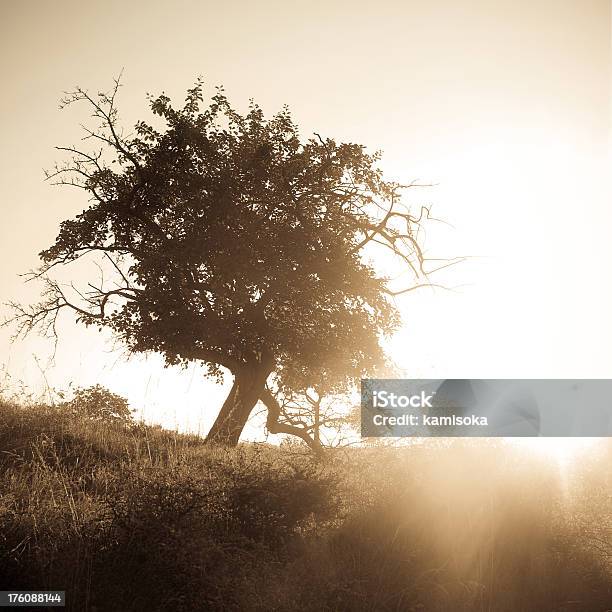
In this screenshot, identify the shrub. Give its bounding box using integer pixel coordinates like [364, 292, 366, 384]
[60, 385, 133, 424]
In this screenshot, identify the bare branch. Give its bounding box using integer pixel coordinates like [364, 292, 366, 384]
[261, 386, 322, 452]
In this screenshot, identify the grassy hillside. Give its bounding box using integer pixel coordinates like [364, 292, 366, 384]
[0, 399, 610, 611]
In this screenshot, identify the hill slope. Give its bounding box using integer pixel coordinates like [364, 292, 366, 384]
[0, 400, 610, 611]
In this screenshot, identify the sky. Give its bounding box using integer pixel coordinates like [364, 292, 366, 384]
[0, 0, 610, 438]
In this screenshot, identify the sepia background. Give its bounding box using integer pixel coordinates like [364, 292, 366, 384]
[0, 0, 610, 436]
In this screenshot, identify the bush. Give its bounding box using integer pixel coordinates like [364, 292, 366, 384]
[60, 385, 133, 424]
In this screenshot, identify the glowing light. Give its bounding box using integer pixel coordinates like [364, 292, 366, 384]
[509, 437, 598, 467]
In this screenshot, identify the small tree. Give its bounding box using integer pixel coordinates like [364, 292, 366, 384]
[62, 384, 133, 423]
[8, 77, 455, 445]
[262, 385, 359, 451]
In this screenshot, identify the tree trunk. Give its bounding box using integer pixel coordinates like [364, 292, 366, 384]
[205, 364, 271, 446]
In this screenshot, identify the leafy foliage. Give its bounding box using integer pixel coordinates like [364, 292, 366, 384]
[61, 384, 133, 423]
[12, 79, 437, 384]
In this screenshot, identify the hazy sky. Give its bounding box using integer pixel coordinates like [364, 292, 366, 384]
[0, 0, 610, 437]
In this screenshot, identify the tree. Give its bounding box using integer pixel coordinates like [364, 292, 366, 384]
[8, 77, 455, 446]
[261, 385, 360, 452]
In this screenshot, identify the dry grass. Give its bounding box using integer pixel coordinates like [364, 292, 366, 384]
[0, 399, 610, 611]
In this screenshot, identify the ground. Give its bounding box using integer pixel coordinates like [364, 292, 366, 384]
[0, 400, 610, 611]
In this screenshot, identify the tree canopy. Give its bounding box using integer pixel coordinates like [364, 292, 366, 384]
[10, 77, 452, 446]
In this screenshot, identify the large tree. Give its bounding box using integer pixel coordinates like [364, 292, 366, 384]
[9, 78, 451, 446]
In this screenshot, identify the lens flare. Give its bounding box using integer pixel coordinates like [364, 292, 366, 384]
[509, 437, 598, 466]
